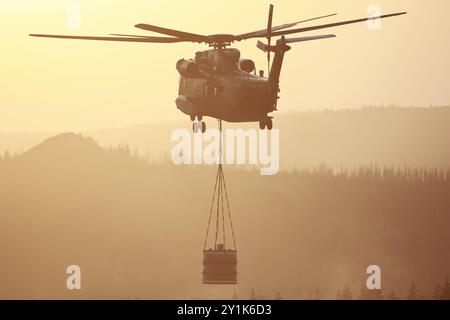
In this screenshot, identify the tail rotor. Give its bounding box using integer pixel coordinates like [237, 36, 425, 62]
[266, 4, 274, 74]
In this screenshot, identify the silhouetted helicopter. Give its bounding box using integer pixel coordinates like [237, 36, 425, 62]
[30, 5, 406, 133]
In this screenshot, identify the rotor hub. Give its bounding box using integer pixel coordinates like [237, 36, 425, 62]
[206, 34, 236, 48]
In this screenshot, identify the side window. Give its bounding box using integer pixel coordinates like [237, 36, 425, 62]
[205, 80, 215, 98]
[205, 80, 222, 98]
[179, 77, 185, 94]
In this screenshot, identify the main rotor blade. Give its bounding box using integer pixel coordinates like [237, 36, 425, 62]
[283, 34, 336, 44]
[248, 12, 407, 39]
[238, 13, 337, 40]
[109, 33, 155, 38]
[29, 34, 187, 43]
[267, 4, 274, 44]
[266, 4, 274, 73]
[257, 34, 336, 52]
[135, 23, 209, 43]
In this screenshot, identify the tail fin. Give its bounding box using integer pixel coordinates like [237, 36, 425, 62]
[268, 37, 291, 98]
[257, 34, 336, 103]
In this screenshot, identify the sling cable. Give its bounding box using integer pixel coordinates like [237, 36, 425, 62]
[202, 119, 238, 285]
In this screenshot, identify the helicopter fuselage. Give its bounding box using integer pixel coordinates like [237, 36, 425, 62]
[175, 48, 277, 123]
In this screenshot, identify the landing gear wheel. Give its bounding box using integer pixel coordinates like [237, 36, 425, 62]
[192, 121, 206, 133]
[267, 119, 273, 131]
[193, 122, 199, 133]
[259, 121, 265, 130]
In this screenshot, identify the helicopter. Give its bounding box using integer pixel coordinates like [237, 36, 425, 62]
[30, 5, 406, 133]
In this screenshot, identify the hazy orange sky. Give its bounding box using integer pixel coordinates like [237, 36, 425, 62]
[1, 0, 449, 132]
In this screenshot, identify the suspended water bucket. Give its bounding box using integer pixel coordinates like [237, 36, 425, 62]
[202, 244, 237, 285]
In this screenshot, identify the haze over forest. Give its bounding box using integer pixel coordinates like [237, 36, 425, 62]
[0, 121, 449, 299]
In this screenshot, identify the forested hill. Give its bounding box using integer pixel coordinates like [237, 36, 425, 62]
[0, 133, 449, 299]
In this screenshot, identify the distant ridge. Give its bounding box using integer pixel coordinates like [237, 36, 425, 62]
[18, 132, 109, 168]
[2, 106, 450, 168]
